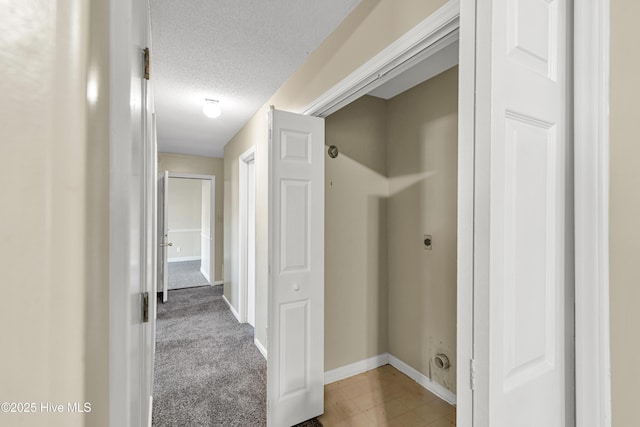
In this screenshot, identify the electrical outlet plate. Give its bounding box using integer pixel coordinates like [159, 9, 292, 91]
[424, 234, 432, 250]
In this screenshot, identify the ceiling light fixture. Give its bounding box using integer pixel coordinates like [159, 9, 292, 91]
[203, 98, 222, 118]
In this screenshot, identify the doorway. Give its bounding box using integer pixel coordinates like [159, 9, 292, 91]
[268, 0, 577, 423]
[321, 59, 459, 427]
[158, 173, 216, 302]
[239, 147, 257, 328]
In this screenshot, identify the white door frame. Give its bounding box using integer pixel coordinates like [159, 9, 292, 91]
[573, 0, 611, 425]
[238, 146, 257, 324]
[166, 173, 217, 286]
[109, 0, 154, 425]
[301, 0, 611, 425]
[159, 171, 169, 303]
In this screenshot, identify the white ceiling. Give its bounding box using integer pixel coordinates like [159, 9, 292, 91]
[150, 0, 361, 158]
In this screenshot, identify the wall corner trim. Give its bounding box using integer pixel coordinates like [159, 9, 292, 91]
[201, 266, 210, 282]
[324, 354, 390, 385]
[254, 338, 267, 360]
[168, 256, 201, 263]
[323, 353, 457, 406]
[388, 354, 457, 406]
[222, 294, 241, 323]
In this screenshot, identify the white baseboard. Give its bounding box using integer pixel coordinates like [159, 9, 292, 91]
[254, 337, 267, 360]
[323, 352, 457, 405]
[222, 295, 241, 322]
[148, 395, 153, 427]
[388, 354, 457, 405]
[213, 280, 223, 286]
[324, 353, 389, 385]
[168, 256, 200, 262]
[201, 267, 210, 282]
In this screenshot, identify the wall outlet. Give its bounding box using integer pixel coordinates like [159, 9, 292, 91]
[177, 247, 181, 253]
[423, 234, 432, 250]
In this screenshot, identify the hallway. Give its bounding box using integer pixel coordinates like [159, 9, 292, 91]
[152, 285, 322, 426]
[153, 285, 266, 426]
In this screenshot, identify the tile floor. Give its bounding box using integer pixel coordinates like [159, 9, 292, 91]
[318, 365, 456, 427]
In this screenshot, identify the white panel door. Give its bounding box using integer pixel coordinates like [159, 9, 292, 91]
[475, 0, 574, 425]
[157, 171, 169, 303]
[268, 109, 324, 427]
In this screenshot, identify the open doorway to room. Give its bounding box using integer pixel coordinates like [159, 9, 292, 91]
[239, 147, 258, 329]
[157, 173, 216, 302]
[167, 176, 213, 289]
[262, 14, 464, 422]
[319, 43, 459, 427]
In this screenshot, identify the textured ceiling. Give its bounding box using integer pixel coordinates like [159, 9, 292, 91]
[150, 0, 361, 158]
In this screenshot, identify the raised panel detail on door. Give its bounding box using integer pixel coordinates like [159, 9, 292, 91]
[281, 129, 311, 163]
[507, 0, 558, 79]
[476, 0, 573, 425]
[279, 300, 310, 397]
[502, 112, 558, 392]
[268, 109, 324, 427]
[280, 179, 310, 273]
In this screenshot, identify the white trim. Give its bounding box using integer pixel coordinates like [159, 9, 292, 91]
[323, 353, 457, 406]
[574, 0, 611, 426]
[168, 228, 200, 233]
[109, 1, 154, 425]
[302, 0, 460, 118]
[222, 294, 241, 323]
[456, 0, 476, 425]
[148, 395, 153, 427]
[254, 337, 268, 360]
[200, 265, 210, 282]
[212, 280, 224, 286]
[168, 172, 215, 180]
[324, 354, 390, 385]
[168, 256, 201, 263]
[367, 40, 459, 100]
[388, 354, 457, 406]
[238, 146, 257, 324]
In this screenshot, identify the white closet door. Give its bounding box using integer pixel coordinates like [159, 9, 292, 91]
[268, 109, 325, 427]
[474, 0, 574, 425]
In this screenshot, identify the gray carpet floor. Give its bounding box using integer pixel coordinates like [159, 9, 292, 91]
[153, 285, 322, 427]
[168, 260, 210, 290]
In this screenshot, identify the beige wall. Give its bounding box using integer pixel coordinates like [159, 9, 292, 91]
[167, 177, 203, 259]
[324, 68, 458, 389]
[0, 1, 109, 425]
[610, 1, 640, 425]
[325, 96, 389, 370]
[158, 153, 224, 281]
[223, 0, 448, 364]
[387, 67, 458, 392]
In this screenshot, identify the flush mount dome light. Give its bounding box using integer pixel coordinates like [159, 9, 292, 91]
[203, 98, 221, 118]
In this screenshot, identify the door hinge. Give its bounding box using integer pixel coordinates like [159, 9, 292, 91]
[143, 47, 150, 80]
[470, 358, 476, 390]
[142, 292, 149, 323]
